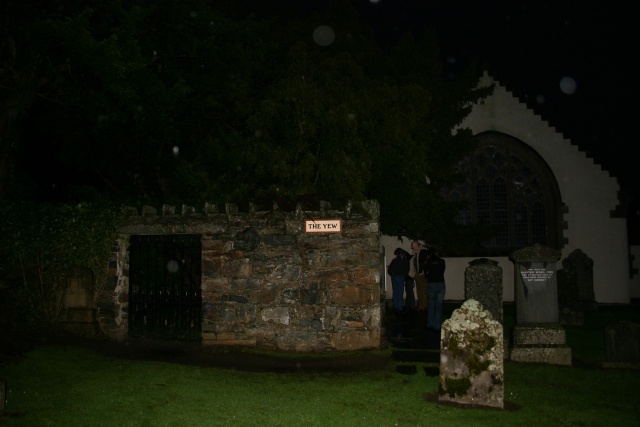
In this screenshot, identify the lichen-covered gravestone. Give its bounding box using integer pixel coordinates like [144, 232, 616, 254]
[439, 299, 504, 409]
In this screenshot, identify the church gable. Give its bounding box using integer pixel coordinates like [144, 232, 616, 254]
[463, 73, 621, 215]
[455, 72, 629, 304]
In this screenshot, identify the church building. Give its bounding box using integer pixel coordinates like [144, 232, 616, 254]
[383, 72, 635, 304]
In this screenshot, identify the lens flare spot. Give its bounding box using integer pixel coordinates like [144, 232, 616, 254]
[313, 25, 335, 46]
[559, 76, 577, 94]
[167, 260, 179, 273]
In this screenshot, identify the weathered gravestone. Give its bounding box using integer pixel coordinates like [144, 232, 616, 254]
[439, 299, 504, 409]
[557, 249, 596, 321]
[604, 321, 640, 367]
[556, 267, 583, 325]
[510, 244, 571, 366]
[465, 258, 508, 359]
[465, 258, 503, 324]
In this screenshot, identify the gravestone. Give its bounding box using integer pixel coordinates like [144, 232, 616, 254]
[510, 244, 571, 366]
[465, 258, 503, 324]
[557, 268, 584, 325]
[563, 249, 597, 312]
[465, 258, 508, 359]
[439, 299, 504, 409]
[604, 321, 640, 367]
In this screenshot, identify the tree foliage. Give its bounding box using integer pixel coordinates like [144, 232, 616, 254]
[0, 200, 121, 323]
[2, 0, 493, 252]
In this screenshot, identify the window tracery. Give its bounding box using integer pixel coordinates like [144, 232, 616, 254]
[448, 132, 563, 253]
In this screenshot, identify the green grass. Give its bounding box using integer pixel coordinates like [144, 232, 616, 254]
[1, 304, 640, 426]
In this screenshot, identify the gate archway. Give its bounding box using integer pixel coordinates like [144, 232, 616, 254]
[128, 234, 202, 341]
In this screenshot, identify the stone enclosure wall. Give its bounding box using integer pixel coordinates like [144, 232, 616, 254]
[97, 200, 383, 352]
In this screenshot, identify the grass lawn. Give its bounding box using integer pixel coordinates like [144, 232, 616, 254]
[1, 304, 639, 426]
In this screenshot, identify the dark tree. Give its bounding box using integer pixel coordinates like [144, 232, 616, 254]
[1, 0, 492, 249]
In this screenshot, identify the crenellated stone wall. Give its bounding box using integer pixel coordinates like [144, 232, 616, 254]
[97, 200, 383, 351]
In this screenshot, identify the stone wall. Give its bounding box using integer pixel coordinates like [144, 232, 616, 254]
[97, 200, 383, 351]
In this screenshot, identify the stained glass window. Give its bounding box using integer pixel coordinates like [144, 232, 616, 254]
[447, 132, 562, 252]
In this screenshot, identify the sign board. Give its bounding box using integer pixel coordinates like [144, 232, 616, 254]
[304, 219, 342, 234]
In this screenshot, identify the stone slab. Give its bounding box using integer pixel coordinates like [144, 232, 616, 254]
[510, 346, 572, 366]
[513, 325, 566, 346]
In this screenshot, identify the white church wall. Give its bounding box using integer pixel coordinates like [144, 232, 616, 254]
[458, 73, 630, 303]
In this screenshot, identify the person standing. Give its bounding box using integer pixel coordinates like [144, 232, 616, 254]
[425, 248, 446, 330]
[409, 240, 428, 311]
[387, 248, 410, 312]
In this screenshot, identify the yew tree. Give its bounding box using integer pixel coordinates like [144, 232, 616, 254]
[2, 0, 492, 248]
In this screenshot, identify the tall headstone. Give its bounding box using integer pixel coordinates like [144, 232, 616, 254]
[465, 258, 508, 359]
[510, 244, 571, 366]
[439, 299, 504, 409]
[563, 249, 597, 311]
[557, 267, 583, 325]
[465, 258, 503, 324]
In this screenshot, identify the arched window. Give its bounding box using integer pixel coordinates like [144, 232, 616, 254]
[449, 132, 564, 253]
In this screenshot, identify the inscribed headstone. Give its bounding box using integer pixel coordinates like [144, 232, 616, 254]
[511, 244, 561, 324]
[509, 244, 571, 365]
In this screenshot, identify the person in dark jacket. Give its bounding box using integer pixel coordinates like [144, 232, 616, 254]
[425, 248, 446, 330]
[387, 248, 410, 312]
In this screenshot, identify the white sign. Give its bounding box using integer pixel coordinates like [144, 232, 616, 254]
[304, 219, 342, 234]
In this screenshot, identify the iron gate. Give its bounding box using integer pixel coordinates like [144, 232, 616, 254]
[128, 234, 202, 341]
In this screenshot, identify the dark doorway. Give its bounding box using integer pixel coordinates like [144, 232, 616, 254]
[128, 235, 202, 341]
